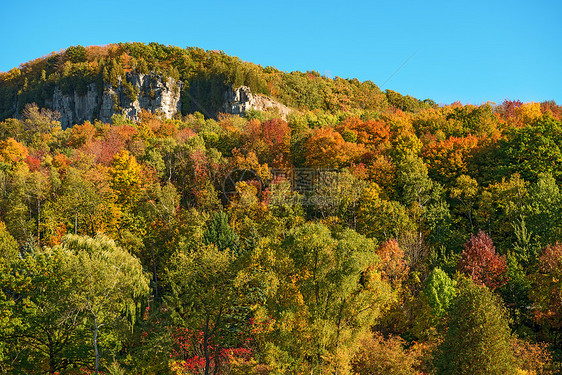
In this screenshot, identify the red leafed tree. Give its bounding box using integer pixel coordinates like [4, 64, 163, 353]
[244, 118, 291, 166]
[458, 231, 508, 290]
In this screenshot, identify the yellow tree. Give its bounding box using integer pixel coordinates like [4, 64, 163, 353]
[109, 150, 143, 207]
[0, 138, 28, 165]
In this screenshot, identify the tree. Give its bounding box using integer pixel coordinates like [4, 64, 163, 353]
[523, 173, 562, 249]
[423, 267, 456, 319]
[257, 223, 393, 373]
[449, 174, 480, 232]
[0, 248, 90, 374]
[0, 221, 18, 263]
[531, 243, 562, 343]
[357, 183, 415, 242]
[55, 235, 150, 375]
[458, 231, 508, 290]
[110, 150, 143, 207]
[351, 332, 423, 375]
[66, 45, 87, 63]
[422, 135, 479, 185]
[0, 138, 28, 165]
[304, 127, 365, 168]
[165, 243, 244, 375]
[376, 239, 410, 289]
[436, 278, 516, 375]
[202, 211, 240, 254]
[477, 173, 528, 251]
[243, 118, 291, 166]
[498, 115, 562, 181]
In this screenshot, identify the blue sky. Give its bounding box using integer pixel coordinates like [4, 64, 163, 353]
[1, 0, 560, 105]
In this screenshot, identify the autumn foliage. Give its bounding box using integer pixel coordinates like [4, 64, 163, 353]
[0, 43, 560, 374]
[458, 231, 508, 290]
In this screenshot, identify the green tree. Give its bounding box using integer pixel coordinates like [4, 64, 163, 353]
[0, 248, 90, 374]
[0, 221, 18, 263]
[498, 115, 562, 181]
[423, 267, 456, 319]
[436, 278, 516, 375]
[202, 211, 240, 254]
[165, 243, 244, 375]
[523, 173, 562, 248]
[65, 45, 87, 63]
[55, 235, 150, 375]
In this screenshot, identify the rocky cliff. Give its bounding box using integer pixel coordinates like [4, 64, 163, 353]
[46, 73, 182, 129]
[222, 86, 292, 119]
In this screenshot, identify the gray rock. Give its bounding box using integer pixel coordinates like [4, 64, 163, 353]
[47, 73, 183, 129]
[222, 85, 291, 119]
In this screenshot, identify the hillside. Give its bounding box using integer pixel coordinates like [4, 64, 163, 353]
[0, 42, 435, 127]
[0, 43, 562, 374]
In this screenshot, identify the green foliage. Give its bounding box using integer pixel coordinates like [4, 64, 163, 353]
[66, 45, 88, 63]
[423, 267, 456, 319]
[53, 234, 150, 373]
[436, 278, 517, 375]
[0, 248, 91, 373]
[497, 115, 562, 182]
[0, 221, 18, 263]
[202, 211, 239, 254]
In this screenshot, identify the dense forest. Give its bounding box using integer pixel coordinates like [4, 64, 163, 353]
[1, 43, 562, 374]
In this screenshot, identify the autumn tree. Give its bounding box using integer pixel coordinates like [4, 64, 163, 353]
[256, 223, 393, 373]
[458, 231, 508, 290]
[304, 127, 365, 168]
[110, 150, 143, 207]
[351, 332, 423, 375]
[0, 221, 18, 263]
[376, 239, 410, 289]
[0, 138, 28, 165]
[243, 118, 291, 166]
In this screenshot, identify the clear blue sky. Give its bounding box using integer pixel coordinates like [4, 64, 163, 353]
[1, 0, 560, 105]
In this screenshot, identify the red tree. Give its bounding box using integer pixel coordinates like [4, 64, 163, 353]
[458, 231, 508, 290]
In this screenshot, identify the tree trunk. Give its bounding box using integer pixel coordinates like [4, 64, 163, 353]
[93, 317, 100, 375]
[37, 198, 41, 245]
[203, 313, 211, 375]
[152, 242, 158, 299]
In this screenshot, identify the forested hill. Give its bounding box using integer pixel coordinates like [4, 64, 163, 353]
[0, 42, 434, 125]
[1, 43, 562, 374]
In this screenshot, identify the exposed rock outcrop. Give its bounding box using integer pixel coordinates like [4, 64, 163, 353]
[222, 86, 291, 119]
[47, 73, 182, 129]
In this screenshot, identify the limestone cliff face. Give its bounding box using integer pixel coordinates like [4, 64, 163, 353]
[222, 86, 291, 119]
[47, 73, 182, 129]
